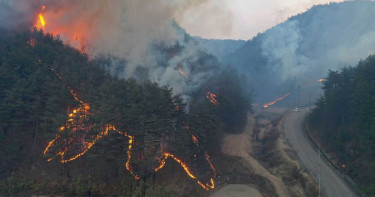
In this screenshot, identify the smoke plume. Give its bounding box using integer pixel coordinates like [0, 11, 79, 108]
[0, 0, 223, 104]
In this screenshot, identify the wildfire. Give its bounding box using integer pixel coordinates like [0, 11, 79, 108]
[263, 93, 291, 108]
[177, 68, 190, 79]
[43, 67, 215, 190]
[34, 6, 46, 29]
[154, 152, 215, 190]
[206, 91, 219, 106]
[33, 5, 86, 52]
[317, 78, 324, 82]
[39, 14, 45, 27]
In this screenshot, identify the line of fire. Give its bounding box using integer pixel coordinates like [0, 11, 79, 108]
[263, 93, 291, 108]
[36, 6, 216, 190]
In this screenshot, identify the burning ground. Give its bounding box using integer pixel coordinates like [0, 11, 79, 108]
[0, 15, 250, 197]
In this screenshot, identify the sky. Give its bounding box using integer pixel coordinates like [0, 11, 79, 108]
[176, 0, 345, 40]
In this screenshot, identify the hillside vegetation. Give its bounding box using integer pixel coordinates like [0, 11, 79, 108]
[308, 55, 375, 196]
[224, 1, 375, 102]
[0, 28, 250, 196]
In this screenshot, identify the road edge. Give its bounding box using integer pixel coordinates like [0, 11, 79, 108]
[302, 110, 364, 197]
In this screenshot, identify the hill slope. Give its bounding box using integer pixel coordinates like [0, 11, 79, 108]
[0, 28, 250, 196]
[308, 55, 375, 196]
[225, 1, 375, 102]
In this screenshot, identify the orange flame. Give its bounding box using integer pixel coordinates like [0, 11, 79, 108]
[34, 6, 46, 29]
[43, 67, 215, 190]
[39, 14, 45, 27]
[206, 91, 219, 106]
[33, 6, 86, 52]
[177, 68, 190, 79]
[154, 152, 215, 190]
[317, 78, 324, 82]
[263, 93, 291, 108]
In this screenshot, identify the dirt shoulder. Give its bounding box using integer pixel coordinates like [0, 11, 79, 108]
[212, 108, 321, 197]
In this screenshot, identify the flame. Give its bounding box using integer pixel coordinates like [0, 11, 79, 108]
[34, 6, 46, 29]
[206, 91, 219, 106]
[33, 6, 86, 52]
[177, 68, 190, 79]
[39, 14, 46, 27]
[317, 78, 324, 82]
[263, 93, 291, 108]
[43, 67, 215, 190]
[154, 152, 215, 190]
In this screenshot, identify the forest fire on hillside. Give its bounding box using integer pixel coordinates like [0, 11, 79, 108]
[263, 93, 291, 108]
[318, 78, 324, 82]
[43, 68, 216, 190]
[33, 5, 85, 51]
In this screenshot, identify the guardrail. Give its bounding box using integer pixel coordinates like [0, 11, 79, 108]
[302, 118, 365, 197]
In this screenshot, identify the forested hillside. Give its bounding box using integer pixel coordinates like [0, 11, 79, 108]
[308, 55, 375, 196]
[224, 1, 375, 102]
[0, 28, 251, 196]
[193, 37, 245, 62]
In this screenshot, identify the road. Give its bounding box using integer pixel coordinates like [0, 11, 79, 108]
[283, 109, 357, 197]
[210, 184, 262, 197]
[211, 116, 288, 197]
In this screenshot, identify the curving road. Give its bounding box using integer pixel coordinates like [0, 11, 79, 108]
[283, 109, 357, 197]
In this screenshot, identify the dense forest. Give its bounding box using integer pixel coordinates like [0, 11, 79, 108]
[308, 55, 375, 196]
[0, 28, 251, 196]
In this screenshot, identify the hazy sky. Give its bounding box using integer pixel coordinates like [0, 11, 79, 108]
[177, 0, 345, 40]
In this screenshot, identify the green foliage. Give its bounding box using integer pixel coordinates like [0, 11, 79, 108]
[0, 27, 251, 195]
[0, 176, 37, 196]
[308, 55, 375, 196]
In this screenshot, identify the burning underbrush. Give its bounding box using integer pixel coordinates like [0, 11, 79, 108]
[0, 1, 253, 195]
[0, 26, 251, 195]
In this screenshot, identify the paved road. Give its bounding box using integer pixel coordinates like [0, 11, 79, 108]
[210, 184, 262, 197]
[284, 109, 357, 197]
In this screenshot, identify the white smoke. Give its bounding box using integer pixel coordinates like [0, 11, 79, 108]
[261, 20, 309, 81]
[0, 0, 222, 102]
[260, 1, 375, 83]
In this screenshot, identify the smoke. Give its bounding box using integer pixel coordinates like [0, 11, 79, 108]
[261, 20, 308, 81]
[224, 1, 375, 104]
[0, 0, 223, 105]
[261, 1, 375, 82]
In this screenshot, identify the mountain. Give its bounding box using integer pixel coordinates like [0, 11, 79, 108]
[193, 37, 245, 62]
[224, 1, 375, 102]
[0, 28, 250, 196]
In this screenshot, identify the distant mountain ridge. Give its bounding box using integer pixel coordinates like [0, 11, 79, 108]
[193, 37, 245, 62]
[212, 1, 375, 102]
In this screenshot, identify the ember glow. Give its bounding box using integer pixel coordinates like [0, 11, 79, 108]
[206, 91, 219, 106]
[43, 68, 215, 190]
[33, 6, 86, 52]
[263, 93, 291, 108]
[318, 78, 324, 82]
[176, 67, 190, 79]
